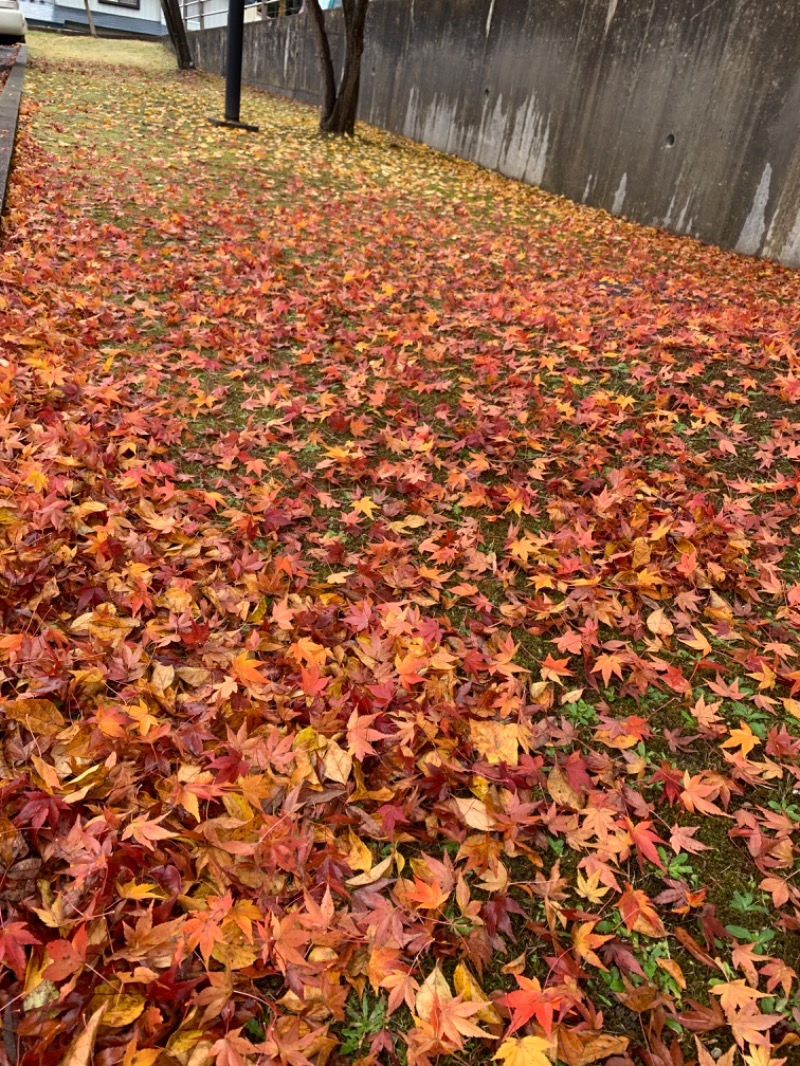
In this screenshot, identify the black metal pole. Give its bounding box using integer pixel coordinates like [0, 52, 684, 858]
[208, 0, 259, 131]
[225, 0, 244, 122]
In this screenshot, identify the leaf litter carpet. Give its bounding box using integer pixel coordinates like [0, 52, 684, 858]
[1, 32, 800, 1066]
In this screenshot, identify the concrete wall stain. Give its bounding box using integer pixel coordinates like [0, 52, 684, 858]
[779, 213, 800, 266]
[484, 0, 494, 37]
[736, 163, 773, 256]
[189, 0, 800, 268]
[611, 174, 627, 217]
[603, 0, 617, 37]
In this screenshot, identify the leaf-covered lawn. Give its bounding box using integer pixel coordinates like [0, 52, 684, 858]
[2, 31, 800, 1066]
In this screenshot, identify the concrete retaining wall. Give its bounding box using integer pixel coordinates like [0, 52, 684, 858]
[190, 0, 800, 267]
[0, 46, 27, 220]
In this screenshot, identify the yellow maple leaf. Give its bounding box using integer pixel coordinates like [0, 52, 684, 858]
[720, 721, 760, 758]
[679, 627, 712, 656]
[23, 466, 49, 493]
[576, 869, 610, 905]
[469, 720, 519, 766]
[453, 962, 502, 1026]
[508, 535, 537, 565]
[494, 1035, 554, 1066]
[346, 829, 373, 873]
[116, 881, 167, 901]
[415, 965, 452, 1023]
[646, 608, 674, 638]
[742, 1046, 783, 1066]
[352, 496, 378, 518]
[123, 1040, 161, 1066]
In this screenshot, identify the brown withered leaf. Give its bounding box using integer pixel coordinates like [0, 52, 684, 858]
[546, 763, 585, 809]
[3, 699, 65, 736]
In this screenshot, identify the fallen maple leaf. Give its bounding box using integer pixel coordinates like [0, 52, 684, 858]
[646, 608, 674, 638]
[415, 965, 452, 1022]
[346, 709, 383, 760]
[59, 1005, 107, 1066]
[547, 763, 584, 809]
[626, 818, 666, 871]
[121, 815, 178, 850]
[572, 921, 612, 970]
[494, 1035, 554, 1066]
[453, 961, 503, 1026]
[575, 869, 610, 904]
[721, 720, 761, 758]
[710, 979, 768, 1017]
[695, 1038, 736, 1066]
[430, 992, 491, 1045]
[501, 975, 557, 1036]
[231, 652, 270, 687]
[0, 921, 41, 979]
[616, 884, 666, 938]
[669, 824, 710, 854]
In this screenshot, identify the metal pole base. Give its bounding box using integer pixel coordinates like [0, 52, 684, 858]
[208, 117, 260, 132]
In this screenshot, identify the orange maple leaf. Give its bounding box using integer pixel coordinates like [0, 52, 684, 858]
[572, 920, 612, 970]
[616, 884, 666, 937]
[346, 709, 383, 761]
[428, 993, 490, 1046]
[121, 815, 178, 850]
[231, 652, 269, 687]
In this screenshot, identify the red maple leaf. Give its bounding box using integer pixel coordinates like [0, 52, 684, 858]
[0, 921, 41, 979]
[626, 818, 666, 871]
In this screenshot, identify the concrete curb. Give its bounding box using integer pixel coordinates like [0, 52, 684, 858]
[0, 44, 27, 219]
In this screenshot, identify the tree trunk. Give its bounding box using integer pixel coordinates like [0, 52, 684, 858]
[306, 0, 337, 128]
[161, 0, 196, 71]
[83, 0, 97, 37]
[306, 0, 369, 136]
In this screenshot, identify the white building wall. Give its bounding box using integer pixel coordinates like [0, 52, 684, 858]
[56, 0, 162, 17]
[19, 0, 57, 22]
